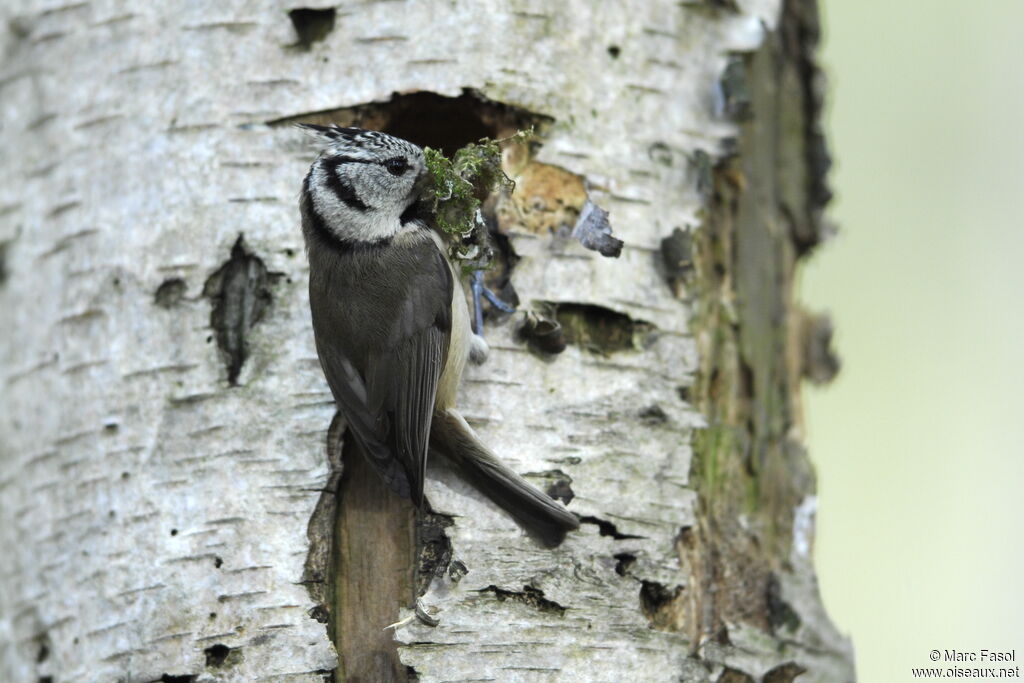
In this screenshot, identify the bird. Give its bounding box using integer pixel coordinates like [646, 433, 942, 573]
[297, 124, 579, 546]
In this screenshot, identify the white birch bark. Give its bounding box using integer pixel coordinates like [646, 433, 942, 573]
[0, 1, 853, 681]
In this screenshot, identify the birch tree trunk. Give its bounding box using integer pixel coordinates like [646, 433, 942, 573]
[0, 1, 853, 681]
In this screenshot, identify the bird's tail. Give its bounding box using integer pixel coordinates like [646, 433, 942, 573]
[430, 409, 580, 547]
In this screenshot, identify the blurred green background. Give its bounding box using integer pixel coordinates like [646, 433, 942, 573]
[808, 0, 1024, 679]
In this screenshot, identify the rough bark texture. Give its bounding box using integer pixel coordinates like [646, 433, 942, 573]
[0, 1, 852, 681]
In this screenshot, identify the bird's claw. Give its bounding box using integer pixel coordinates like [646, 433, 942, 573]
[470, 270, 516, 338]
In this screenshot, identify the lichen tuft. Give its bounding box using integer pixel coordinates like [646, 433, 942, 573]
[423, 131, 529, 270]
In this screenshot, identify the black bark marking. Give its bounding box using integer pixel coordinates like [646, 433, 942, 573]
[613, 552, 636, 577]
[288, 8, 336, 50]
[781, 0, 832, 252]
[763, 662, 807, 683]
[801, 311, 840, 384]
[202, 235, 275, 386]
[640, 580, 681, 612]
[719, 56, 753, 121]
[154, 278, 186, 308]
[416, 510, 454, 596]
[660, 227, 694, 295]
[639, 580, 685, 630]
[0, 240, 9, 286]
[690, 149, 715, 202]
[579, 516, 644, 540]
[35, 631, 51, 663]
[545, 477, 574, 505]
[203, 643, 231, 667]
[638, 404, 669, 424]
[766, 573, 802, 634]
[716, 668, 755, 683]
[480, 585, 566, 615]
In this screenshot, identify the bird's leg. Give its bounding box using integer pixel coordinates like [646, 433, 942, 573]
[469, 270, 516, 364]
[470, 270, 516, 334]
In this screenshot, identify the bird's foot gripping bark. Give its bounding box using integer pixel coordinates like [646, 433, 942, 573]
[469, 269, 515, 364]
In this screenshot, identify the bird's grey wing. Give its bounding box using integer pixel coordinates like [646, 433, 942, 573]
[363, 241, 453, 508]
[312, 328, 411, 496]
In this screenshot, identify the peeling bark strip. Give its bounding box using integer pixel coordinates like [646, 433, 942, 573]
[685, 0, 852, 678]
[572, 199, 623, 257]
[479, 585, 567, 615]
[0, 0, 852, 680]
[288, 8, 337, 50]
[335, 441, 415, 683]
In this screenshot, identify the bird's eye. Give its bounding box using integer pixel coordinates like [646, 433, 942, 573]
[383, 157, 409, 176]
